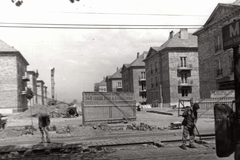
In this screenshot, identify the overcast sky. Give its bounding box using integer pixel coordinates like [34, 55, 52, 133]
[0, 0, 236, 103]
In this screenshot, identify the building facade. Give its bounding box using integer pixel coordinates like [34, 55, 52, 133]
[44, 86, 48, 105]
[144, 29, 200, 107]
[37, 80, 45, 105]
[0, 40, 29, 113]
[193, 2, 240, 98]
[94, 77, 107, 92]
[27, 70, 39, 105]
[106, 68, 122, 92]
[121, 52, 147, 103]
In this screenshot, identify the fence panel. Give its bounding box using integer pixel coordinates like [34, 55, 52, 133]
[198, 97, 234, 118]
[82, 92, 136, 125]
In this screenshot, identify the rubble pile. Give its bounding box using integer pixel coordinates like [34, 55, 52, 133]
[93, 123, 169, 132]
[12, 103, 81, 119]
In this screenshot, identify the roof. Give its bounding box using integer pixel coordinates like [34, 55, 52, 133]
[130, 52, 147, 67]
[98, 78, 106, 86]
[0, 39, 18, 52]
[194, 3, 240, 35]
[0, 39, 29, 65]
[108, 68, 122, 79]
[158, 32, 197, 51]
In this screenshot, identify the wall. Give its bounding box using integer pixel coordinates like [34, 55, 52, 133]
[168, 50, 200, 106]
[0, 55, 18, 113]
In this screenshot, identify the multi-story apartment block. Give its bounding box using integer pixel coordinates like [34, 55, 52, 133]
[193, 1, 240, 98]
[27, 70, 39, 105]
[121, 52, 147, 103]
[44, 86, 48, 105]
[144, 29, 200, 107]
[106, 68, 122, 92]
[37, 79, 45, 105]
[0, 40, 29, 113]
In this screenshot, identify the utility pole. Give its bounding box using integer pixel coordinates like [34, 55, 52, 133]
[51, 68, 55, 104]
[233, 46, 240, 160]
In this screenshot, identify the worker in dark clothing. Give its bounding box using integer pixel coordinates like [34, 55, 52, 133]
[38, 113, 51, 143]
[181, 103, 200, 150]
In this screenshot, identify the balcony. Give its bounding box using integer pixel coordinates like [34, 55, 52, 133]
[177, 64, 193, 71]
[178, 79, 193, 87]
[22, 72, 30, 81]
[139, 77, 146, 82]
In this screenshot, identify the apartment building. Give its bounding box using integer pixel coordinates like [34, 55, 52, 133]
[27, 70, 39, 105]
[193, 1, 240, 98]
[121, 52, 147, 103]
[0, 40, 29, 113]
[37, 79, 45, 105]
[144, 29, 200, 107]
[106, 68, 122, 92]
[44, 86, 48, 104]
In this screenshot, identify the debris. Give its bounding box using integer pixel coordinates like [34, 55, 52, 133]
[169, 121, 182, 130]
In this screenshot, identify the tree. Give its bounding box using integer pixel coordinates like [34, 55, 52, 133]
[26, 87, 34, 100]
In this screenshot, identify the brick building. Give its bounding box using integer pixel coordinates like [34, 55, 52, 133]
[0, 40, 29, 113]
[27, 70, 39, 105]
[193, 1, 240, 98]
[121, 52, 147, 103]
[44, 86, 48, 104]
[106, 68, 122, 92]
[37, 79, 45, 105]
[144, 29, 200, 107]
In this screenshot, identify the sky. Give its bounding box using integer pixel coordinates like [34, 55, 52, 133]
[0, 0, 236, 103]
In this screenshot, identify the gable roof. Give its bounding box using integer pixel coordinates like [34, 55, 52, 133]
[0, 39, 18, 52]
[0, 39, 29, 65]
[108, 67, 122, 79]
[98, 78, 106, 86]
[130, 52, 147, 67]
[204, 3, 240, 27]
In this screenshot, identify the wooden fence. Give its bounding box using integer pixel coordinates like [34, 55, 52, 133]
[198, 97, 235, 118]
[82, 92, 136, 125]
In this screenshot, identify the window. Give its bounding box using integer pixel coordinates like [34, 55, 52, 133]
[155, 62, 158, 72]
[155, 77, 158, 87]
[180, 57, 186, 67]
[181, 73, 188, 83]
[151, 78, 154, 88]
[118, 82, 122, 88]
[214, 35, 222, 52]
[151, 64, 153, 74]
[182, 89, 188, 97]
[141, 72, 146, 79]
[216, 59, 222, 76]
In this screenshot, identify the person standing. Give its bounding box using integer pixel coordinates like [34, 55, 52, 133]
[181, 103, 200, 150]
[38, 112, 51, 143]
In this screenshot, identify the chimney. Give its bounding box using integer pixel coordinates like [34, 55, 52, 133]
[180, 28, 188, 39]
[137, 52, 139, 58]
[169, 31, 174, 39]
[117, 67, 118, 71]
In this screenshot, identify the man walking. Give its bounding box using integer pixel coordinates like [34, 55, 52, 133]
[181, 103, 200, 150]
[38, 112, 51, 143]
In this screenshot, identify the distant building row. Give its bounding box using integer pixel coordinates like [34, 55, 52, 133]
[0, 40, 49, 114]
[95, 0, 240, 107]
